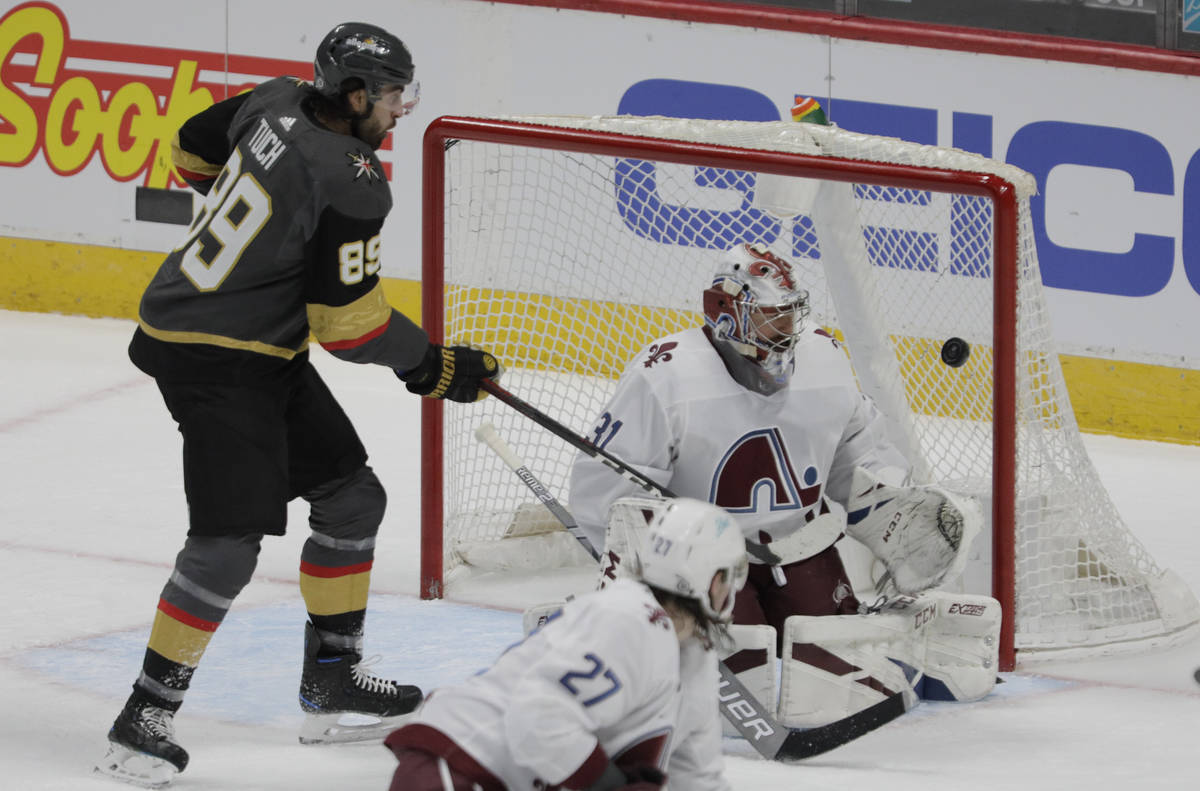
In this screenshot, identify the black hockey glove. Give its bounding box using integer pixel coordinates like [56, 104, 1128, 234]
[398, 344, 500, 403]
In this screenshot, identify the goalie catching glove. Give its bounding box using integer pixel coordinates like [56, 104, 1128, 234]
[844, 467, 982, 595]
[398, 343, 500, 402]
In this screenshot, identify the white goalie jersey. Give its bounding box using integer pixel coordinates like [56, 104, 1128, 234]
[569, 326, 910, 557]
[396, 578, 731, 791]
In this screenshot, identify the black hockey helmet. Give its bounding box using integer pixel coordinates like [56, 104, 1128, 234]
[313, 22, 414, 101]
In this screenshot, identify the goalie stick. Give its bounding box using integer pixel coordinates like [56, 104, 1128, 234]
[473, 415, 908, 762]
[474, 421, 599, 559]
[479, 380, 782, 566]
[480, 381, 672, 498]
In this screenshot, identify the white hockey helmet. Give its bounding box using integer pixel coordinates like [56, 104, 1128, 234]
[702, 242, 810, 382]
[638, 498, 749, 622]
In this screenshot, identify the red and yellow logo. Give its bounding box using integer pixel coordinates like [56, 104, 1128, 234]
[0, 2, 304, 188]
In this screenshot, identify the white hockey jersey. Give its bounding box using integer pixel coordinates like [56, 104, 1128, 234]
[569, 326, 910, 555]
[395, 579, 731, 791]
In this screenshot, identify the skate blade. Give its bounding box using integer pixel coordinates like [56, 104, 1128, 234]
[94, 744, 179, 788]
[298, 711, 414, 745]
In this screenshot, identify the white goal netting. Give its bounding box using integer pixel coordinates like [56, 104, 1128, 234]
[423, 114, 1199, 666]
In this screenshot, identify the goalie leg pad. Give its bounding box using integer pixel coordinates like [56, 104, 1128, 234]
[907, 591, 1000, 702]
[717, 624, 777, 738]
[866, 591, 1001, 702]
[778, 614, 919, 729]
[845, 467, 983, 594]
[596, 496, 668, 589]
[521, 601, 566, 636]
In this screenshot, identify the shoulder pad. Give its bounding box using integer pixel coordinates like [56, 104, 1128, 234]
[238, 79, 392, 219]
[316, 145, 392, 217]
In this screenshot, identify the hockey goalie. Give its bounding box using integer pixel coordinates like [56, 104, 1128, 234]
[568, 242, 1002, 730]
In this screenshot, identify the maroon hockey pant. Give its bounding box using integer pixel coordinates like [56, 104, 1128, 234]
[389, 747, 485, 791]
[731, 543, 860, 657]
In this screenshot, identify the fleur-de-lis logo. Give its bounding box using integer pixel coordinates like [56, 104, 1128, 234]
[644, 341, 678, 368]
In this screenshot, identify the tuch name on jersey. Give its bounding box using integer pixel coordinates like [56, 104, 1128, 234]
[248, 117, 287, 171]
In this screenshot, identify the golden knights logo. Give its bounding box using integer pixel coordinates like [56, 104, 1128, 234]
[346, 151, 379, 181]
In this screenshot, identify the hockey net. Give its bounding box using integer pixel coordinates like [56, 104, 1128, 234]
[419, 114, 1200, 670]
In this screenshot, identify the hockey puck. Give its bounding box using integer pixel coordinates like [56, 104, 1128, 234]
[1194, 666, 1200, 686]
[940, 337, 970, 368]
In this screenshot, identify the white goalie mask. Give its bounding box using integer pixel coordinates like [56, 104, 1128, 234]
[702, 242, 811, 384]
[637, 498, 749, 623]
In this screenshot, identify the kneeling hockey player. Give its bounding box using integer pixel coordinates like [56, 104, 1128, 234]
[384, 497, 747, 791]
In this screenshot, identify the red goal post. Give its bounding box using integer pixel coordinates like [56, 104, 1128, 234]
[418, 115, 1199, 672]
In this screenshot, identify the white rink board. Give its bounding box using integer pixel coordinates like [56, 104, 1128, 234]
[3, 0, 1200, 366]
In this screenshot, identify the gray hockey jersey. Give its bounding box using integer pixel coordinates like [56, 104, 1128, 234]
[132, 77, 427, 382]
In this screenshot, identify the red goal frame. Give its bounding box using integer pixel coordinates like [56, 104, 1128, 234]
[418, 115, 1020, 671]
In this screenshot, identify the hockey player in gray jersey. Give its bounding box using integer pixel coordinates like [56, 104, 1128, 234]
[95, 22, 501, 788]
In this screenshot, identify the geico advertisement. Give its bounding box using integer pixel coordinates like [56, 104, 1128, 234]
[3, 0, 1200, 367]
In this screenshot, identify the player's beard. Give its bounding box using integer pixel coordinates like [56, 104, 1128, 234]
[351, 114, 391, 150]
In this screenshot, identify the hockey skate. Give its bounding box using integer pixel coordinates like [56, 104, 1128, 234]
[298, 621, 422, 744]
[94, 691, 188, 788]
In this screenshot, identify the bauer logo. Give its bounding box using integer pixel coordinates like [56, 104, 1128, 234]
[717, 678, 776, 740]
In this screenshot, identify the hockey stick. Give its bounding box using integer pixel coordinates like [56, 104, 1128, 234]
[479, 379, 781, 566]
[480, 379, 675, 498]
[473, 416, 908, 761]
[473, 421, 599, 559]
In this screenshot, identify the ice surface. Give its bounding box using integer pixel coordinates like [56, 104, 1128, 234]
[2, 310, 1197, 790]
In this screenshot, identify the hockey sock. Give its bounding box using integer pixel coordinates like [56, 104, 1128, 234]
[300, 467, 384, 655]
[135, 534, 262, 708]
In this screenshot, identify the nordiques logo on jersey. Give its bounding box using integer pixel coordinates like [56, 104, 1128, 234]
[709, 427, 824, 517]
